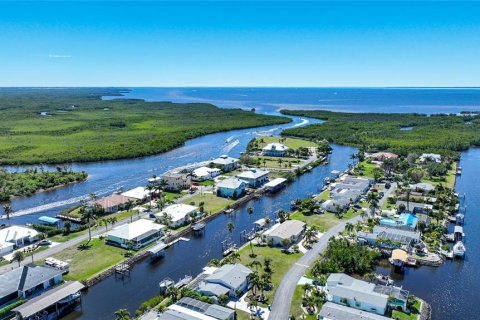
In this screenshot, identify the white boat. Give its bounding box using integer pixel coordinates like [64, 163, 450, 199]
[453, 241, 466, 258]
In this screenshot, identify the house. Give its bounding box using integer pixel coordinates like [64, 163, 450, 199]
[192, 166, 221, 181]
[12, 281, 84, 320]
[262, 143, 288, 157]
[106, 219, 165, 250]
[408, 183, 435, 194]
[159, 297, 235, 320]
[357, 226, 421, 247]
[199, 264, 252, 298]
[0, 226, 39, 257]
[211, 155, 239, 172]
[92, 194, 133, 213]
[321, 198, 350, 213]
[163, 173, 192, 192]
[318, 302, 390, 320]
[236, 169, 269, 188]
[419, 153, 441, 163]
[264, 220, 306, 246]
[326, 273, 388, 316]
[0, 264, 63, 306]
[396, 201, 433, 214]
[416, 214, 432, 228]
[156, 204, 198, 228]
[121, 187, 150, 201]
[368, 152, 399, 162]
[216, 178, 246, 199]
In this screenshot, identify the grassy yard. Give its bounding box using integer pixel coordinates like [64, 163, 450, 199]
[50, 238, 125, 281]
[237, 245, 303, 306]
[291, 209, 359, 232]
[182, 192, 234, 214]
[422, 162, 457, 189]
[391, 299, 421, 320]
[355, 160, 380, 178]
[236, 310, 252, 320]
[257, 137, 317, 149]
[163, 191, 185, 202]
[290, 285, 318, 320]
[253, 156, 303, 169]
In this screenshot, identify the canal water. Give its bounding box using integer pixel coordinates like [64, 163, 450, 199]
[2, 88, 480, 319]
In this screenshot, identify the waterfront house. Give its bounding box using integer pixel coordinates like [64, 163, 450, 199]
[0, 226, 39, 257]
[264, 220, 306, 246]
[216, 178, 246, 199]
[321, 198, 351, 213]
[211, 155, 239, 172]
[408, 183, 435, 194]
[318, 302, 390, 320]
[162, 172, 192, 192]
[356, 226, 420, 248]
[396, 200, 433, 215]
[159, 297, 235, 320]
[326, 273, 389, 316]
[368, 152, 399, 162]
[12, 281, 84, 320]
[419, 153, 442, 163]
[199, 264, 252, 298]
[106, 219, 165, 250]
[121, 187, 150, 201]
[262, 142, 288, 157]
[156, 203, 198, 228]
[236, 168, 269, 188]
[192, 166, 222, 181]
[92, 194, 133, 214]
[0, 264, 63, 306]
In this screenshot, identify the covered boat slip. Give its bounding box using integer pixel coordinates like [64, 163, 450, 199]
[12, 281, 84, 320]
[147, 241, 168, 260]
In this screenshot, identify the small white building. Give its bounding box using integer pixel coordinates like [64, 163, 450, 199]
[0, 226, 39, 257]
[262, 142, 289, 157]
[121, 187, 150, 201]
[419, 153, 442, 163]
[163, 173, 192, 192]
[156, 203, 199, 228]
[264, 220, 306, 246]
[106, 219, 165, 250]
[192, 166, 221, 181]
[236, 169, 269, 188]
[211, 155, 239, 172]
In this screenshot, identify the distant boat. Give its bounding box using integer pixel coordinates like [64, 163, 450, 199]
[453, 241, 466, 258]
[159, 278, 175, 293]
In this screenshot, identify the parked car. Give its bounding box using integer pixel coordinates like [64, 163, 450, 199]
[38, 239, 52, 246]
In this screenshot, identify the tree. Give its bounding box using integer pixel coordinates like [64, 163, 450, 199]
[114, 308, 131, 320]
[407, 168, 424, 183]
[366, 192, 379, 217]
[13, 250, 25, 267]
[281, 238, 291, 249]
[165, 286, 179, 303]
[277, 209, 287, 223]
[2, 203, 12, 226]
[345, 222, 354, 234]
[64, 220, 72, 234]
[79, 200, 94, 242]
[101, 218, 108, 232]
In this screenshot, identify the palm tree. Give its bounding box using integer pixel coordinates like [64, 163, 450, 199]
[345, 222, 354, 234]
[63, 220, 72, 234]
[2, 203, 12, 226]
[79, 200, 93, 242]
[227, 222, 235, 233]
[165, 286, 179, 303]
[264, 217, 271, 226]
[101, 218, 108, 232]
[230, 251, 240, 263]
[114, 308, 131, 320]
[366, 192, 379, 217]
[249, 259, 262, 271]
[13, 250, 24, 267]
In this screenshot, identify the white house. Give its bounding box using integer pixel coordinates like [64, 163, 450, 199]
[264, 220, 306, 246]
[419, 153, 442, 163]
[192, 166, 221, 181]
[326, 273, 388, 316]
[121, 187, 150, 201]
[0, 226, 39, 257]
[163, 172, 192, 192]
[199, 264, 252, 298]
[262, 143, 288, 157]
[107, 219, 165, 250]
[156, 203, 199, 228]
[211, 155, 239, 172]
[236, 169, 269, 188]
[216, 178, 246, 199]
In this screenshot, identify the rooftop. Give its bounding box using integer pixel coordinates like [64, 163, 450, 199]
[121, 187, 150, 200]
[264, 178, 287, 188]
[266, 220, 305, 240]
[93, 193, 132, 209]
[216, 178, 245, 189]
[107, 219, 165, 241]
[0, 225, 38, 245]
[236, 169, 269, 180]
[205, 263, 252, 289]
[212, 155, 239, 166]
[262, 142, 288, 152]
[319, 302, 390, 320]
[160, 204, 198, 223]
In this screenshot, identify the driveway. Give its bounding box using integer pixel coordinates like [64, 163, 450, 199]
[269, 215, 361, 319]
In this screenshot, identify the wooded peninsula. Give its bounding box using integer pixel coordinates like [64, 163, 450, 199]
[0, 88, 291, 164]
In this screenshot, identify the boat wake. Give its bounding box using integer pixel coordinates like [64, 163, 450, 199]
[287, 118, 309, 128]
[222, 139, 240, 153]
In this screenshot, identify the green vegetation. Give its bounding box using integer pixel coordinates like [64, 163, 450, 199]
[0, 299, 27, 319]
[290, 285, 321, 320]
[182, 192, 234, 214]
[291, 209, 358, 232]
[51, 238, 125, 281]
[391, 298, 421, 320]
[281, 109, 480, 156]
[252, 155, 302, 169]
[257, 136, 317, 149]
[0, 88, 291, 164]
[0, 168, 87, 201]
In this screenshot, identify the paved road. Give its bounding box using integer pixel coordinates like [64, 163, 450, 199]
[269, 215, 362, 320]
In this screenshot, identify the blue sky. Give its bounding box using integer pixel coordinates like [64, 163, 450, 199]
[0, 1, 479, 87]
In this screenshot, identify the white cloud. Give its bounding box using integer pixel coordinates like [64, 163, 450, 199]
[48, 54, 72, 59]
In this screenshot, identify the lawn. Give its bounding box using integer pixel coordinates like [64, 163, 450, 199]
[235, 310, 252, 320]
[290, 285, 318, 320]
[182, 192, 234, 214]
[163, 191, 185, 202]
[422, 162, 457, 189]
[391, 299, 421, 320]
[237, 245, 303, 306]
[291, 209, 359, 232]
[355, 160, 380, 179]
[50, 238, 125, 281]
[253, 155, 303, 169]
[257, 136, 317, 149]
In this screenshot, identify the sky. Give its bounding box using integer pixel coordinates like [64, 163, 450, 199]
[0, 1, 479, 87]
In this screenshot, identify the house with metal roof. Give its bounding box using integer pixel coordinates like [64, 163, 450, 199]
[396, 200, 433, 214]
[106, 219, 165, 250]
[408, 182, 435, 194]
[198, 264, 251, 298]
[236, 169, 269, 188]
[192, 167, 221, 181]
[356, 226, 421, 248]
[0, 264, 63, 306]
[156, 204, 199, 228]
[326, 273, 389, 316]
[216, 178, 246, 199]
[158, 297, 234, 320]
[0, 226, 39, 257]
[211, 155, 239, 172]
[319, 302, 390, 320]
[121, 186, 151, 201]
[321, 198, 351, 213]
[262, 143, 288, 157]
[419, 153, 441, 163]
[264, 220, 306, 246]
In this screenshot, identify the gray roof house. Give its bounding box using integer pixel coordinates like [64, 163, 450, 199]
[357, 226, 421, 248]
[319, 302, 390, 320]
[326, 273, 389, 316]
[0, 264, 63, 306]
[159, 297, 234, 320]
[199, 264, 251, 298]
[211, 155, 239, 172]
[236, 169, 269, 188]
[264, 220, 306, 246]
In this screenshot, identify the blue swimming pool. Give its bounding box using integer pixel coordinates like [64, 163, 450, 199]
[380, 213, 418, 229]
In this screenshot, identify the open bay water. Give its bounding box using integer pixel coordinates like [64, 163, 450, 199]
[2, 88, 480, 319]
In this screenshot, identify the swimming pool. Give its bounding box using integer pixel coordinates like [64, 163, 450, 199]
[380, 213, 418, 229]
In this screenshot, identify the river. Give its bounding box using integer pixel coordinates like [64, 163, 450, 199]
[2, 88, 480, 319]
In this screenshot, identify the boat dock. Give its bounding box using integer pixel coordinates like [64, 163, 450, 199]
[147, 242, 168, 260]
